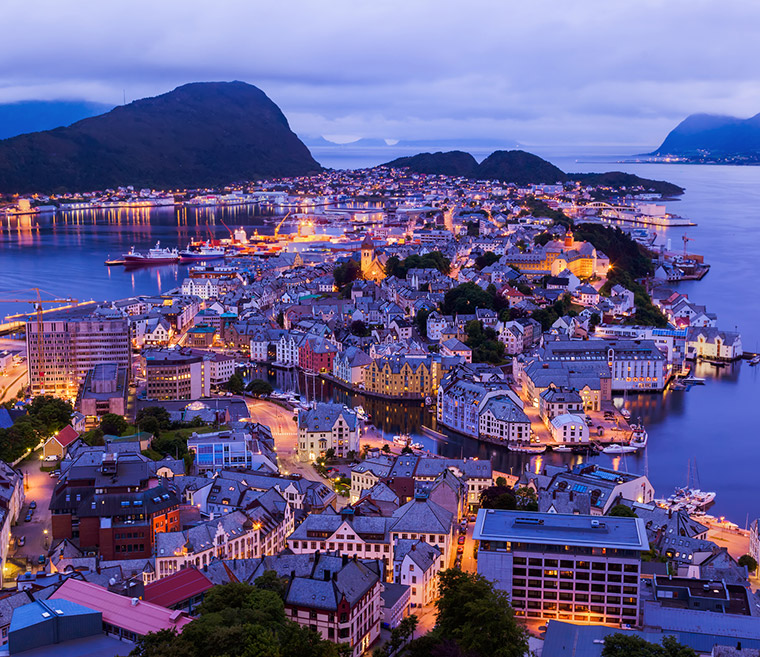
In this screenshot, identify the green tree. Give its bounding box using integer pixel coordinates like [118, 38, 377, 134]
[475, 251, 500, 271]
[495, 476, 507, 487]
[464, 320, 505, 365]
[136, 407, 171, 432]
[100, 413, 128, 436]
[479, 486, 517, 510]
[602, 633, 697, 657]
[415, 569, 528, 657]
[334, 259, 361, 287]
[514, 486, 538, 511]
[351, 320, 370, 337]
[227, 372, 244, 395]
[415, 308, 431, 338]
[246, 379, 273, 397]
[608, 504, 637, 518]
[739, 554, 758, 573]
[443, 283, 494, 315]
[253, 570, 289, 601]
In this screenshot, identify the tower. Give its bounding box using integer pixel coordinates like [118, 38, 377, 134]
[361, 233, 374, 276]
[564, 229, 575, 249]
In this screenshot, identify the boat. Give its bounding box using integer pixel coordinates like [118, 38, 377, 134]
[552, 445, 574, 452]
[354, 405, 370, 422]
[123, 241, 180, 264]
[670, 380, 687, 390]
[620, 408, 631, 419]
[682, 376, 706, 385]
[750, 355, 760, 366]
[410, 442, 424, 450]
[509, 443, 547, 454]
[629, 424, 648, 449]
[179, 244, 226, 262]
[392, 434, 411, 446]
[104, 257, 125, 266]
[602, 443, 638, 454]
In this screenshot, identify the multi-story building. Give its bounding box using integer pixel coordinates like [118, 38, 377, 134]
[187, 426, 278, 474]
[297, 403, 360, 462]
[26, 306, 131, 398]
[78, 363, 129, 421]
[251, 552, 383, 657]
[474, 509, 648, 625]
[538, 386, 583, 424]
[0, 462, 24, 587]
[300, 335, 339, 373]
[540, 339, 668, 392]
[333, 346, 373, 386]
[517, 358, 611, 410]
[393, 539, 442, 608]
[142, 350, 210, 400]
[478, 397, 531, 445]
[155, 501, 292, 580]
[50, 452, 181, 559]
[549, 413, 590, 444]
[363, 355, 455, 399]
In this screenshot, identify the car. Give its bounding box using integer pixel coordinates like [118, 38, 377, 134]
[17, 536, 26, 547]
[37, 555, 46, 565]
[43, 455, 58, 462]
[24, 513, 32, 522]
[456, 545, 464, 554]
[468, 515, 476, 522]
[458, 535, 466, 545]
[29, 501, 37, 510]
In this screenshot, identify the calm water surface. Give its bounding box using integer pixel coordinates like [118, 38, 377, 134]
[2, 162, 759, 522]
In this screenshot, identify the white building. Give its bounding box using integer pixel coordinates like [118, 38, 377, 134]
[333, 347, 373, 386]
[393, 539, 441, 608]
[297, 403, 360, 462]
[549, 413, 589, 444]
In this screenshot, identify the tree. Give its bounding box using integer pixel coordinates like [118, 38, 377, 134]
[276, 310, 284, 328]
[227, 372, 244, 395]
[381, 444, 391, 454]
[602, 633, 697, 657]
[464, 320, 505, 365]
[608, 504, 637, 518]
[443, 283, 494, 315]
[254, 570, 289, 601]
[411, 569, 528, 657]
[324, 447, 336, 461]
[479, 486, 517, 510]
[495, 476, 507, 487]
[351, 320, 370, 337]
[334, 259, 361, 287]
[136, 407, 171, 432]
[415, 308, 431, 338]
[246, 379, 273, 397]
[739, 554, 758, 573]
[514, 486, 538, 511]
[100, 413, 128, 436]
[26, 395, 74, 435]
[589, 312, 601, 330]
[474, 251, 500, 271]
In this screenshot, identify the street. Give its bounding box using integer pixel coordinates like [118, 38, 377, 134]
[6, 455, 56, 584]
[0, 338, 28, 404]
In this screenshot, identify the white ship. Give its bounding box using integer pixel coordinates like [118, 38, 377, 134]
[123, 241, 179, 264]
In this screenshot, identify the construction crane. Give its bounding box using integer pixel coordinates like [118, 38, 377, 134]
[682, 234, 694, 257]
[0, 288, 78, 393]
[274, 211, 291, 237]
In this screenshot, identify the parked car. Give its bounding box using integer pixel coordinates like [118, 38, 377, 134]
[29, 501, 37, 509]
[24, 512, 32, 522]
[458, 535, 466, 545]
[17, 536, 26, 547]
[456, 545, 464, 554]
[37, 555, 46, 565]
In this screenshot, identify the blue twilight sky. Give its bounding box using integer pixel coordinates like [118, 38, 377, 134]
[1, 0, 759, 151]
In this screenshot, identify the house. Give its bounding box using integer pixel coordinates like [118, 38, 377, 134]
[333, 347, 373, 386]
[574, 284, 600, 306]
[381, 582, 411, 629]
[142, 566, 214, 613]
[43, 425, 81, 460]
[393, 539, 442, 608]
[440, 338, 472, 363]
[539, 386, 583, 424]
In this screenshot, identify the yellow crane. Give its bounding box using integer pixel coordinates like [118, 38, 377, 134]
[0, 288, 78, 392]
[274, 211, 291, 237]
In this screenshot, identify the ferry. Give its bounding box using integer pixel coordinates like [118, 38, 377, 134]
[123, 242, 179, 264]
[179, 244, 226, 262]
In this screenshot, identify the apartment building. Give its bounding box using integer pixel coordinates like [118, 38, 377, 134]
[142, 350, 210, 400]
[363, 355, 455, 399]
[474, 509, 648, 626]
[297, 403, 360, 462]
[26, 306, 131, 398]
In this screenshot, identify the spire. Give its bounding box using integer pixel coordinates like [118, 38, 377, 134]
[361, 233, 373, 249]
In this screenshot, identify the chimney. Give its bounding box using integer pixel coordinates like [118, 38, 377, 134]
[552, 490, 556, 500]
[324, 570, 331, 582]
[291, 570, 296, 580]
[342, 554, 349, 567]
[569, 491, 574, 502]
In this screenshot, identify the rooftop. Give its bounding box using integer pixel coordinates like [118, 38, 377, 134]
[473, 509, 649, 550]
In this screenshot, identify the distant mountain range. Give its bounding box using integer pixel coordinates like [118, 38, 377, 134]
[0, 101, 114, 140]
[0, 81, 320, 193]
[380, 149, 684, 195]
[652, 113, 760, 158]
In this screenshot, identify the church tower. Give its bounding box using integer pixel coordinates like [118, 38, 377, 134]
[361, 233, 374, 276]
[564, 229, 575, 249]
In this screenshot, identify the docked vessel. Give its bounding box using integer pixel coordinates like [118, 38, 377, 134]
[123, 241, 179, 264]
[179, 244, 226, 262]
[509, 443, 547, 454]
[354, 406, 370, 422]
[629, 424, 648, 449]
[602, 443, 638, 455]
[392, 434, 411, 446]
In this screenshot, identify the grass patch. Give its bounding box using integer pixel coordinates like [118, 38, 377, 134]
[141, 448, 164, 461]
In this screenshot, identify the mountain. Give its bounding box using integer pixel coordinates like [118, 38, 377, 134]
[0, 81, 321, 193]
[571, 171, 684, 197]
[0, 101, 114, 140]
[652, 113, 760, 156]
[474, 150, 567, 185]
[383, 151, 478, 177]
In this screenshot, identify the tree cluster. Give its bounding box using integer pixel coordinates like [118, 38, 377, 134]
[385, 252, 451, 279]
[464, 320, 505, 365]
[333, 259, 361, 288]
[408, 570, 528, 657]
[602, 633, 696, 657]
[0, 395, 73, 462]
[130, 578, 350, 657]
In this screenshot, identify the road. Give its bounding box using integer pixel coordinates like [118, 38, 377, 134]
[6, 455, 56, 584]
[0, 338, 28, 403]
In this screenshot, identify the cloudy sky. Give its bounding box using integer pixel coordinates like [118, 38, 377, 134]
[2, 0, 758, 151]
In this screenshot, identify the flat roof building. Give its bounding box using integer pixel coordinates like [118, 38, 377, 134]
[474, 509, 649, 626]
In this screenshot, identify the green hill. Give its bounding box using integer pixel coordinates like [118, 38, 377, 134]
[383, 151, 478, 177]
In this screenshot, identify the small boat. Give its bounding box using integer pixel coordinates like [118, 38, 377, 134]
[620, 407, 631, 419]
[602, 443, 637, 455]
[410, 442, 424, 450]
[750, 355, 760, 366]
[682, 376, 706, 385]
[629, 424, 648, 449]
[392, 434, 411, 446]
[354, 405, 370, 422]
[552, 445, 574, 452]
[509, 443, 547, 454]
[104, 257, 125, 266]
[269, 391, 288, 400]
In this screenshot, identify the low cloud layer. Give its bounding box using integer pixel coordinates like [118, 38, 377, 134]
[2, 0, 758, 151]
